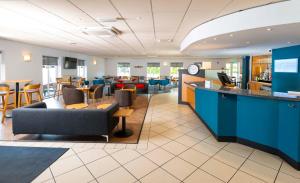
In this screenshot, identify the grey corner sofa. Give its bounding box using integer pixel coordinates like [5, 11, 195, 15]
[12, 102, 119, 141]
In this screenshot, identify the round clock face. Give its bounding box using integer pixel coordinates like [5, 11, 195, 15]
[187, 64, 199, 75]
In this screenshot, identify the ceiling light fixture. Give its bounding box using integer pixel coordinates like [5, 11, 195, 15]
[213, 37, 217, 41]
[267, 28, 272, 31]
[229, 34, 233, 37]
[156, 39, 161, 42]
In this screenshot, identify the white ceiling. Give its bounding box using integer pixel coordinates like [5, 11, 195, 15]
[0, 0, 283, 57]
[184, 23, 300, 57]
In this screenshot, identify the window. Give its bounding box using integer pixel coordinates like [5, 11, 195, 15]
[117, 63, 130, 77]
[42, 56, 59, 98]
[0, 52, 4, 80]
[170, 62, 183, 78]
[225, 62, 240, 79]
[77, 59, 87, 78]
[147, 63, 160, 79]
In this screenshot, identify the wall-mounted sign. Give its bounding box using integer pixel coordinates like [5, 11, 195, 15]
[274, 58, 298, 73]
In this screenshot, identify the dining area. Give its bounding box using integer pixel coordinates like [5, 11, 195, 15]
[0, 79, 43, 123]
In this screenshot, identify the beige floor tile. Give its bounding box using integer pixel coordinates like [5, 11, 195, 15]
[186, 130, 210, 140]
[50, 155, 83, 176]
[162, 122, 179, 129]
[240, 160, 278, 183]
[55, 166, 94, 183]
[214, 150, 246, 169]
[229, 171, 265, 183]
[184, 169, 223, 183]
[150, 125, 169, 134]
[140, 168, 180, 183]
[275, 172, 300, 183]
[280, 161, 300, 179]
[203, 136, 228, 148]
[137, 142, 158, 154]
[249, 150, 282, 170]
[162, 157, 197, 181]
[162, 141, 188, 155]
[144, 147, 175, 166]
[179, 148, 210, 167]
[32, 168, 53, 183]
[173, 125, 192, 133]
[224, 143, 253, 158]
[58, 149, 76, 160]
[43, 179, 55, 183]
[201, 158, 237, 182]
[124, 156, 158, 179]
[161, 129, 184, 140]
[98, 167, 137, 183]
[193, 142, 221, 156]
[149, 135, 172, 146]
[111, 149, 141, 164]
[77, 148, 108, 164]
[175, 135, 199, 147]
[86, 156, 120, 178]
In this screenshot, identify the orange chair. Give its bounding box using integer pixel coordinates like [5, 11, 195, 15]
[0, 84, 16, 123]
[18, 84, 43, 107]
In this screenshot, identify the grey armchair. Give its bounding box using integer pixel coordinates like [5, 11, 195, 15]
[115, 90, 133, 107]
[89, 84, 104, 103]
[62, 86, 84, 105]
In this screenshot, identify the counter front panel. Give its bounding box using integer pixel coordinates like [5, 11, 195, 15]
[191, 82, 300, 170]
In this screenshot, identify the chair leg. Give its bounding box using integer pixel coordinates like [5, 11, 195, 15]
[13, 92, 16, 109]
[24, 92, 30, 106]
[37, 91, 43, 102]
[18, 93, 22, 108]
[2, 95, 8, 123]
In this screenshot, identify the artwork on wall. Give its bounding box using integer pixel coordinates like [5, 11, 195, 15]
[134, 65, 143, 68]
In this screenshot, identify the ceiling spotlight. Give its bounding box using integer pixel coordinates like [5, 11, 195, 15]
[287, 41, 293, 44]
[229, 34, 233, 37]
[167, 39, 173, 42]
[213, 37, 217, 41]
[267, 28, 272, 31]
[156, 39, 161, 42]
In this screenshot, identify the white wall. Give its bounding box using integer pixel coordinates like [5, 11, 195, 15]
[87, 57, 106, 79]
[0, 38, 102, 85]
[104, 57, 242, 77]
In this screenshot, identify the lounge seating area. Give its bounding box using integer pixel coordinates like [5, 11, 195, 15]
[0, 1, 299, 183]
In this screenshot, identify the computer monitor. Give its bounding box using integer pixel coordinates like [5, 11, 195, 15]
[217, 72, 232, 86]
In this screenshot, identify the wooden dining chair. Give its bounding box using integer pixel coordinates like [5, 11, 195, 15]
[18, 84, 43, 107]
[0, 84, 16, 123]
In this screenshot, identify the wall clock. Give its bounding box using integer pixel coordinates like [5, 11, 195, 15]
[187, 64, 199, 75]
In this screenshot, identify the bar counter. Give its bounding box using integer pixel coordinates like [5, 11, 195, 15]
[186, 81, 300, 170]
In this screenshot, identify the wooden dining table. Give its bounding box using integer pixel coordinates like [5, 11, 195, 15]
[1, 80, 32, 107]
[0, 80, 32, 117]
[76, 86, 90, 104]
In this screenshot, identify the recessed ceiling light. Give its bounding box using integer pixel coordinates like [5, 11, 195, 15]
[229, 34, 233, 37]
[287, 41, 293, 44]
[213, 37, 217, 40]
[156, 39, 161, 42]
[267, 28, 272, 31]
[167, 39, 173, 42]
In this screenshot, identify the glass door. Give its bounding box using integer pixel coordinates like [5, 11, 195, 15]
[42, 65, 58, 98]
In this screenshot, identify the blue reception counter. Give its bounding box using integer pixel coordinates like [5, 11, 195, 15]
[189, 82, 300, 170]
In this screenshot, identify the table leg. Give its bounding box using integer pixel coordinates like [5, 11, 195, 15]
[114, 116, 133, 138]
[5, 82, 19, 118]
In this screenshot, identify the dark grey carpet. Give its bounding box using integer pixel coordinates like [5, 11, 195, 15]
[0, 146, 68, 183]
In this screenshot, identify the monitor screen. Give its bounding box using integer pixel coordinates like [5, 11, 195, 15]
[64, 57, 77, 69]
[274, 58, 298, 73]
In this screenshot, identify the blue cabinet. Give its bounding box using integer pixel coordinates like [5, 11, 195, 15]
[278, 101, 300, 162]
[237, 96, 278, 148]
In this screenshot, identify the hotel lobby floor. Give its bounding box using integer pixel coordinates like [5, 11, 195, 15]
[0, 89, 299, 183]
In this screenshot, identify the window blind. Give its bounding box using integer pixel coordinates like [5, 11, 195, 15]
[170, 62, 183, 67]
[117, 63, 130, 67]
[147, 62, 160, 67]
[42, 56, 58, 66]
[77, 59, 86, 66]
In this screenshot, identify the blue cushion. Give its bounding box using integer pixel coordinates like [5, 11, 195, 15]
[93, 79, 105, 85]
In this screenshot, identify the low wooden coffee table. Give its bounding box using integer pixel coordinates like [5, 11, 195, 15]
[65, 103, 88, 109]
[113, 108, 134, 138]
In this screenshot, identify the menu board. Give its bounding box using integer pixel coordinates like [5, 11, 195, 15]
[274, 58, 298, 73]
